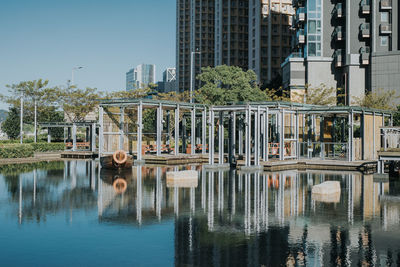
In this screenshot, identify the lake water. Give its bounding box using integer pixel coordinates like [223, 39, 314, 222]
[0, 161, 399, 266]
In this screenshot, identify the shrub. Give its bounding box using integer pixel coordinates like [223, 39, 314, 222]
[0, 144, 34, 158]
[30, 143, 64, 152]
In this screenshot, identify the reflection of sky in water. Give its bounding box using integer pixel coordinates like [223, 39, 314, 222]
[0, 160, 399, 266]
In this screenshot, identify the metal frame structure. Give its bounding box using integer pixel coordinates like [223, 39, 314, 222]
[98, 98, 393, 166]
[39, 121, 98, 152]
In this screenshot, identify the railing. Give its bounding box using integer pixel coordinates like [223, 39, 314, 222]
[296, 7, 306, 24]
[380, 24, 392, 34]
[360, 47, 370, 65]
[360, 0, 371, 14]
[297, 29, 305, 44]
[334, 49, 344, 67]
[380, 0, 392, 10]
[334, 3, 343, 18]
[299, 142, 348, 160]
[381, 127, 400, 151]
[334, 26, 344, 41]
[360, 23, 370, 38]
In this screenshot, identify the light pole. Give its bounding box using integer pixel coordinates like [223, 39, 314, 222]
[190, 51, 201, 104]
[20, 96, 23, 144]
[71, 66, 83, 86]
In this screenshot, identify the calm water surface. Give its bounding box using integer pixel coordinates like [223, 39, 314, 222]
[0, 161, 399, 266]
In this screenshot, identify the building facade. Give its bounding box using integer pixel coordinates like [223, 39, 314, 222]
[126, 64, 156, 91]
[176, 0, 294, 92]
[282, 0, 400, 105]
[157, 68, 177, 93]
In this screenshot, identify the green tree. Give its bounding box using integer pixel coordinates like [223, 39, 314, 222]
[354, 88, 400, 110]
[0, 79, 54, 123]
[196, 65, 268, 105]
[1, 107, 20, 139]
[394, 105, 400, 126]
[52, 86, 100, 122]
[291, 84, 337, 105]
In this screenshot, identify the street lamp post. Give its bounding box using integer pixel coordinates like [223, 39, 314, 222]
[190, 51, 201, 104]
[71, 66, 83, 86]
[20, 96, 23, 144]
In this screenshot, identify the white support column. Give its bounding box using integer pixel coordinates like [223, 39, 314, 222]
[209, 109, 215, 164]
[202, 108, 207, 154]
[47, 128, 51, 143]
[137, 102, 143, 161]
[261, 111, 266, 162]
[119, 107, 125, 151]
[373, 112, 376, 159]
[91, 122, 96, 153]
[191, 107, 196, 155]
[232, 111, 236, 156]
[265, 108, 269, 161]
[175, 105, 180, 155]
[245, 106, 251, 166]
[157, 104, 163, 156]
[72, 123, 77, 151]
[279, 110, 284, 160]
[218, 111, 224, 164]
[348, 110, 353, 162]
[99, 106, 104, 158]
[295, 111, 299, 159]
[238, 116, 243, 156]
[254, 106, 260, 166]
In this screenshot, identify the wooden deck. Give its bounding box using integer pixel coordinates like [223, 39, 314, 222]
[142, 154, 209, 165]
[61, 151, 98, 159]
[237, 159, 378, 173]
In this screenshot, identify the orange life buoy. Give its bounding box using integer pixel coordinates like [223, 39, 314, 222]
[113, 150, 127, 165]
[113, 178, 127, 194]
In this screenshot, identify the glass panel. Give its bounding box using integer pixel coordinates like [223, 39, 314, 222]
[308, 43, 316, 56]
[308, 20, 316, 34]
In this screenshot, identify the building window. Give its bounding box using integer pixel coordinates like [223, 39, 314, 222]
[380, 36, 388, 46]
[381, 12, 389, 23]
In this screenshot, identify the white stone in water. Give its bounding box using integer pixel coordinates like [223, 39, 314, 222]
[312, 192, 340, 203]
[166, 170, 198, 188]
[312, 181, 341, 195]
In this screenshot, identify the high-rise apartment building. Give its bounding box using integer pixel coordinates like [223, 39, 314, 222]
[176, 0, 294, 92]
[126, 64, 156, 91]
[249, 0, 294, 86]
[282, 0, 400, 105]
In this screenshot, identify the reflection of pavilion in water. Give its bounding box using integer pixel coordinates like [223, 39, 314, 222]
[13, 161, 98, 224]
[97, 166, 400, 266]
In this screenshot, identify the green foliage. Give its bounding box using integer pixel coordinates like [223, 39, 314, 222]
[30, 143, 64, 152]
[354, 88, 400, 110]
[196, 65, 268, 105]
[0, 161, 64, 176]
[0, 142, 64, 158]
[394, 106, 400, 126]
[104, 88, 150, 99]
[52, 86, 100, 122]
[292, 84, 337, 105]
[0, 144, 34, 158]
[1, 107, 20, 139]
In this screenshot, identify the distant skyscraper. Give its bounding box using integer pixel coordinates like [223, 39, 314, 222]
[158, 68, 177, 93]
[126, 64, 156, 91]
[176, 0, 294, 92]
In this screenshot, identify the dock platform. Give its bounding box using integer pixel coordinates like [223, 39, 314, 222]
[237, 159, 378, 172]
[61, 151, 98, 159]
[142, 154, 209, 165]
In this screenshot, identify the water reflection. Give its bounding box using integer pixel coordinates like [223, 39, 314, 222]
[1, 161, 400, 266]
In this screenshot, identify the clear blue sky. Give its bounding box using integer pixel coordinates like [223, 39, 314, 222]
[0, 0, 176, 109]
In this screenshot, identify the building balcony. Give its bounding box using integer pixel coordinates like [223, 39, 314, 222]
[334, 3, 344, 19]
[360, 47, 370, 65]
[380, 0, 392, 10]
[380, 23, 392, 34]
[295, 7, 306, 25]
[296, 29, 305, 45]
[333, 26, 344, 41]
[293, 0, 305, 8]
[360, 0, 370, 14]
[334, 49, 344, 67]
[360, 23, 370, 38]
